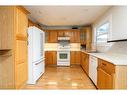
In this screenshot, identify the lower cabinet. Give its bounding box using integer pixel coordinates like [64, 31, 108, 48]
[81, 52, 89, 75]
[97, 68, 114, 89]
[70, 51, 80, 65]
[45, 51, 57, 65]
[97, 59, 115, 89]
[15, 40, 28, 89]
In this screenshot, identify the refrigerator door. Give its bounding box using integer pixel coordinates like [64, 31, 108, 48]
[27, 27, 45, 84]
[33, 58, 45, 83]
[32, 28, 42, 62]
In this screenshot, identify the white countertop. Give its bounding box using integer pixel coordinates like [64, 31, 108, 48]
[81, 50, 127, 65]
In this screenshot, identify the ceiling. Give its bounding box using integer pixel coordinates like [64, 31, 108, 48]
[25, 6, 111, 26]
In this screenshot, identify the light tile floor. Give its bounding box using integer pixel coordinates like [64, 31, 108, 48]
[24, 65, 96, 89]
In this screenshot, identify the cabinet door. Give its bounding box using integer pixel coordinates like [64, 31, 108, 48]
[74, 30, 80, 43]
[85, 54, 89, 74]
[70, 51, 75, 64]
[71, 51, 80, 64]
[49, 30, 58, 43]
[75, 51, 80, 64]
[58, 31, 64, 37]
[70, 31, 75, 43]
[0, 6, 14, 49]
[45, 51, 53, 65]
[97, 68, 114, 89]
[105, 72, 114, 89]
[81, 53, 89, 74]
[80, 28, 86, 45]
[15, 40, 27, 89]
[86, 27, 92, 51]
[45, 30, 50, 43]
[52, 51, 57, 65]
[45, 51, 57, 65]
[16, 7, 28, 38]
[81, 52, 84, 66]
[97, 68, 106, 89]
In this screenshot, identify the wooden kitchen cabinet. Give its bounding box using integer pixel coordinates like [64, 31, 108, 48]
[0, 6, 29, 89]
[70, 30, 80, 43]
[45, 29, 80, 43]
[97, 59, 127, 89]
[80, 26, 92, 50]
[81, 52, 89, 75]
[16, 7, 28, 38]
[97, 59, 115, 89]
[58, 30, 65, 37]
[0, 6, 13, 50]
[45, 30, 58, 43]
[49, 30, 58, 43]
[73, 30, 80, 43]
[86, 27, 92, 51]
[15, 40, 28, 89]
[71, 51, 80, 65]
[45, 51, 57, 65]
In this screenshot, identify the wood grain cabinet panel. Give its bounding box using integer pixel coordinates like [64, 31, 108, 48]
[45, 29, 80, 43]
[80, 26, 92, 50]
[97, 59, 115, 89]
[16, 8, 28, 38]
[81, 52, 89, 75]
[49, 30, 58, 43]
[0, 6, 29, 89]
[45, 51, 57, 65]
[45, 30, 58, 43]
[0, 6, 14, 50]
[70, 30, 80, 43]
[15, 41, 27, 89]
[71, 51, 80, 65]
[73, 30, 80, 43]
[97, 68, 114, 89]
[58, 31, 64, 37]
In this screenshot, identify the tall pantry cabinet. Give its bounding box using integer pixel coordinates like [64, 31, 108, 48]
[0, 6, 29, 89]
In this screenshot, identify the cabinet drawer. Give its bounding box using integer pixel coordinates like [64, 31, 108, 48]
[98, 59, 115, 74]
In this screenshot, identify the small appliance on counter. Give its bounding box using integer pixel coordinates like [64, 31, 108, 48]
[27, 26, 45, 84]
[57, 37, 71, 66]
[81, 42, 97, 53]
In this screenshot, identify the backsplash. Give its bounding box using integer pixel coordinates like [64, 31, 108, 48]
[44, 43, 80, 51]
[108, 41, 127, 54]
[97, 41, 127, 55]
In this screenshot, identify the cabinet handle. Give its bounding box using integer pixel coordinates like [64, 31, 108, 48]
[102, 63, 106, 66]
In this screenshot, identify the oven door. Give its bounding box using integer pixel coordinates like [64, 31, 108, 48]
[57, 51, 70, 62]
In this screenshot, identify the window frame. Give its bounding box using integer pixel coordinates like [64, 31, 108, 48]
[94, 14, 112, 47]
[96, 21, 110, 45]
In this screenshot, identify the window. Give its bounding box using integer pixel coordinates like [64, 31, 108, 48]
[96, 22, 109, 44]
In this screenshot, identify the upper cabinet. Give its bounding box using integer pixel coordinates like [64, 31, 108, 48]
[70, 29, 80, 43]
[45, 30, 58, 43]
[0, 6, 14, 50]
[80, 26, 92, 50]
[45, 29, 80, 43]
[16, 7, 28, 38]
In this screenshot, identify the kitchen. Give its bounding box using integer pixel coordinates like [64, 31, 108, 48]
[0, 6, 127, 90]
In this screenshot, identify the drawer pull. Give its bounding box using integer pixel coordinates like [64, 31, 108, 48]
[102, 63, 106, 66]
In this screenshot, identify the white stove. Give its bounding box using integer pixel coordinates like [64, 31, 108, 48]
[57, 38, 71, 66]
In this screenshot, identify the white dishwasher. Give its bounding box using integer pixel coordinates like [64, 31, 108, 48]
[89, 55, 98, 86]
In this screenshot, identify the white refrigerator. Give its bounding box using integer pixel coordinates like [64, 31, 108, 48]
[27, 26, 45, 84]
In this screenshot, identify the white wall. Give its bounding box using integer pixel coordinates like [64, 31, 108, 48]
[93, 6, 127, 53]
